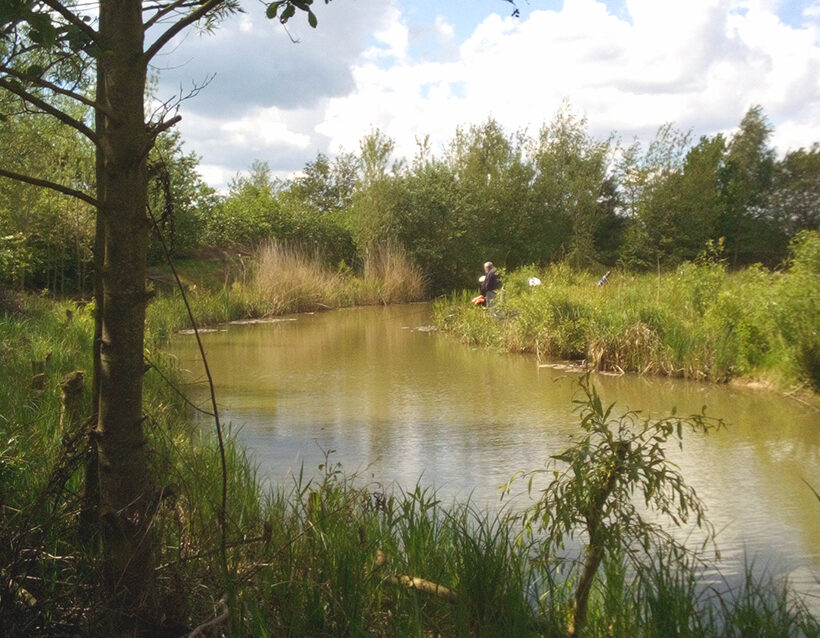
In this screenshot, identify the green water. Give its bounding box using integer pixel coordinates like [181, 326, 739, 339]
[169, 302, 820, 604]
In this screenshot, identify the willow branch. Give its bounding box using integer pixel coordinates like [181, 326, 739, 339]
[0, 167, 98, 208]
[143, 0, 228, 63]
[0, 78, 98, 145]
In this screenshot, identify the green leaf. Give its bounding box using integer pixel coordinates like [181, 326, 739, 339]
[280, 4, 296, 22]
[307, 9, 317, 27]
[24, 64, 44, 78]
[265, 2, 283, 19]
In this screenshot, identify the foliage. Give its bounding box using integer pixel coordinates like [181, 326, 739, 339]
[0, 103, 95, 292]
[147, 131, 220, 261]
[768, 144, 820, 238]
[199, 103, 818, 295]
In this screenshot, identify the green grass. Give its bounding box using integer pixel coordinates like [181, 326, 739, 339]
[434, 231, 820, 393]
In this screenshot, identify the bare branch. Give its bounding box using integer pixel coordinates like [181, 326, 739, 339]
[0, 167, 98, 208]
[143, 0, 228, 64]
[144, 74, 213, 148]
[0, 78, 98, 145]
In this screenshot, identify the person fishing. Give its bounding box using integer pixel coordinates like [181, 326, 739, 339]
[480, 261, 501, 306]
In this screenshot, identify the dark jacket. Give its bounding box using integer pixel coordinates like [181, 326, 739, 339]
[481, 268, 500, 295]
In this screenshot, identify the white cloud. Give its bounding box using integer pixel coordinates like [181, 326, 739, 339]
[159, 0, 820, 190]
[222, 109, 311, 149]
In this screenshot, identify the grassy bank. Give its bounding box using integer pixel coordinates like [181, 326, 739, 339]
[147, 241, 427, 340]
[434, 231, 820, 393]
[2, 293, 818, 635]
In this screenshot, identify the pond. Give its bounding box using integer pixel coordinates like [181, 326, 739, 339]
[168, 302, 820, 608]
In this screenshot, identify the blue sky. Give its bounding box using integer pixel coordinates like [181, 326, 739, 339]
[151, 0, 820, 190]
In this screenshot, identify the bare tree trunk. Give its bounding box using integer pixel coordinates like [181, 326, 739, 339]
[94, 1, 155, 631]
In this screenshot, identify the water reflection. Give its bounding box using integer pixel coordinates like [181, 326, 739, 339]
[169, 303, 820, 607]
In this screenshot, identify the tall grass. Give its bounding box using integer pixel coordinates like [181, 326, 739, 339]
[254, 240, 427, 310]
[434, 231, 820, 392]
[147, 241, 428, 339]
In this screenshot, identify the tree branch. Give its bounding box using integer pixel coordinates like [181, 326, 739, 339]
[39, 0, 99, 42]
[0, 65, 114, 120]
[143, 0, 201, 31]
[150, 113, 182, 139]
[0, 78, 98, 145]
[0, 167, 99, 208]
[143, 0, 228, 64]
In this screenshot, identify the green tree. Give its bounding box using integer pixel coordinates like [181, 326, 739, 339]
[0, 99, 95, 290]
[719, 105, 777, 265]
[768, 144, 820, 239]
[147, 130, 218, 259]
[617, 123, 692, 269]
[448, 118, 533, 270]
[530, 104, 613, 267]
[203, 160, 282, 247]
[288, 150, 359, 214]
[348, 128, 406, 255]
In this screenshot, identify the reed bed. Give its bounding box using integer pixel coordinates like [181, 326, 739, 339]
[147, 241, 427, 340]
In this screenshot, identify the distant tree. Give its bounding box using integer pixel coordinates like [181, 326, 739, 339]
[719, 105, 776, 265]
[618, 124, 732, 269]
[675, 134, 726, 258]
[289, 150, 359, 214]
[624, 132, 729, 269]
[203, 160, 282, 247]
[148, 130, 218, 260]
[348, 128, 405, 254]
[530, 104, 613, 267]
[767, 145, 820, 239]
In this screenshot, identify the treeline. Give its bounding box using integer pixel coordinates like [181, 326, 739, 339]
[2, 103, 818, 294]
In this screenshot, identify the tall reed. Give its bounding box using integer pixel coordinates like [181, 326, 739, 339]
[253, 240, 427, 311]
[148, 241, 429, 339]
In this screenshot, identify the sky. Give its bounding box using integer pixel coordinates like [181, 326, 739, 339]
[149, 0, 820, 191]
